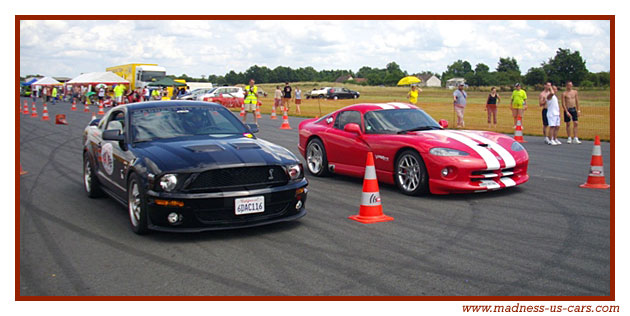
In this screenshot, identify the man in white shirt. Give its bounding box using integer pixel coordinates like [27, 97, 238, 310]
[545, 86, 561, 145]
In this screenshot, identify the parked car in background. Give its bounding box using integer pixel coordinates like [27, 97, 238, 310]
[305, 87, 331, 99]
[178, 88, 214, 100]
[326, 87, 360, 100]
[197, 86, 244, 101]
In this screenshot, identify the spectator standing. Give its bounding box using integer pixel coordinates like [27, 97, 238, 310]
[51, 86, 58, 105]
[274, 86, 283, 112]
[113, 84, 125, 105]
[407, 85, 422, 105]
[80, 85, 88, 103]
[539, 82, 552, 144]
[545, 85, 561, 145]
[243, 79, 259, 125]
[282, 82, 292, 113]
[98, 86, 106, 102]
[31, 85, 38, 103]
[42, 86, 49, 102]
[485, 87, 501, 129]
[510, 83, 527, 128]
[143, 87, 150, 101]
[562, 81, 581, 144]
[151, 88, 160, 100]
[294, 87, 302, 115]
[452, 83, 467, 128]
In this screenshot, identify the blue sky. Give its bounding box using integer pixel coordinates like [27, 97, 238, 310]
[19, 19, 610, 78]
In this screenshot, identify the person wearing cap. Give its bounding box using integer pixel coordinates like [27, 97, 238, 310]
[510, 83, 527, 128]
[452, 83, 467, 128]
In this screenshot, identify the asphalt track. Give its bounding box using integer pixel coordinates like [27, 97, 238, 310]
[18, 97, 611, 296]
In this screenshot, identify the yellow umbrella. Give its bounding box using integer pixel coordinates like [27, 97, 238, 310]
[397, 76, 422, 86]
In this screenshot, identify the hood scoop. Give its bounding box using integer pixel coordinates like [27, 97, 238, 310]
[185, 144, 225, 152]
[231, 142, 261, 150]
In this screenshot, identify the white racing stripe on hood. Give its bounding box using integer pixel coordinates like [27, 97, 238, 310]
[376, 104, 395, 109]
[426, 130, 501, 170]
[388, 102, 411, 109]
[451, 131, 516, 169]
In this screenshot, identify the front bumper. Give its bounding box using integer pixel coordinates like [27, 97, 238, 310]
[144, 179, 308, 232]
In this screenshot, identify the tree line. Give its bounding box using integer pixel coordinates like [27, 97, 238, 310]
[171, 48, 610, 88]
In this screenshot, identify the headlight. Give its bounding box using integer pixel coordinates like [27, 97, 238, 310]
[511, 141, 525, 152]
[429, 148, 470, 156]
[159, 174, 178, 192]
[287, 164, 303, 180]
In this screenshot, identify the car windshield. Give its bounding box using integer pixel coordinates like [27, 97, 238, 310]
[364, 109, 441, 134]
[131, 105, 248, 142]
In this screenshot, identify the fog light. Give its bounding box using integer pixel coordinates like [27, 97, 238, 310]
[295, 200, 303, 210]
[167, 212, 182, 224]
[441, 168, 450, 177]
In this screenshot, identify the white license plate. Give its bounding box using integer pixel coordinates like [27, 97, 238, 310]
[234, 196, 265, 215]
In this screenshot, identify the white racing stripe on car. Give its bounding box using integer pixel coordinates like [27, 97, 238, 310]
[452, 131, 516, 168]
[426, 130, 501, 170]
[499, 177, 516, 187]
[388, 102, 411, 109]
[375, 104, 395, 109]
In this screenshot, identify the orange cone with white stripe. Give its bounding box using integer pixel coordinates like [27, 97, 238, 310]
[580, 136, 610, 189]
[71, 100, 77, 111]
[514, 115, 526, 143]
[270, 106, 277, 119]
[256, 101, 262, 119]
[279, 107, 292, 130]
[97, 100, 105, 115]
[31, 103, 38, 118]
[84, 100, 90, 112]
[41, 103, 50, 121]
[349, 152, 394, 224]
[23, 101, 30, 115]
[91, 112, 96, 121]
[239, 102, 246, 117]
[55, 114, 68, 125]
[20, 164, 28, 176]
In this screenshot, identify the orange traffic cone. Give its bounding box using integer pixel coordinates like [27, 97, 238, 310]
[91, 112, 96, 121]
[279, 107, 292, 130]
[84, 100, 90, 112]
[41, 103, 50, 121]
[55, 114, 68, 125]
[23, 101, 30, 115]
[97, 100, 105, 115]
[349, 152, 394, 224]
[256, 101, 262, 119]
[270, 106, 277, 119]
[20, 164, 28, 176]
[514, 115, 526, 143]
[31, 103, 38, 118]
[239, 102, 246, 117]
[71, 100, 77, 111]
[580, 136, 610, 189]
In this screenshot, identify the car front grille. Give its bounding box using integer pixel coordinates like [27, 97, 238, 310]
[185, 166, 289, 192]
[192, 190, 296, 224]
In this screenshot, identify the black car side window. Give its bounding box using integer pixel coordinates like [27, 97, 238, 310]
[106, 111, 125, 134]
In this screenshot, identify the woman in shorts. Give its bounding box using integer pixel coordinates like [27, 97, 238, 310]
[294, 87, 302, 115]
[274, 86, 283, 112]
[485, 87, 501, 129]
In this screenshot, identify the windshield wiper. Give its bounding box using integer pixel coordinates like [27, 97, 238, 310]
[397, 126, 440, 134]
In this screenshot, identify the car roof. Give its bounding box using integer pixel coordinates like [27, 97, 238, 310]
[337, 102, 420, 112]
[116, 100, 226, 111]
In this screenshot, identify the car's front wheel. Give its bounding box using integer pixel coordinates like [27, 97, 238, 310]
[306, 138, 330, 177]
[83, 153, 104, 198]
[333, 95, 338, 100]
[394, 150, 429, 195]
[353, 94, 358, 99]
[128, 173, 149, 234]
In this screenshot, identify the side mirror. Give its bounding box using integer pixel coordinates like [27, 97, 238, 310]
[247, 124, 259, 133]
[344, 123, 362, 135]
[438, 119, 449, 129]
[103, 129, 124, 141]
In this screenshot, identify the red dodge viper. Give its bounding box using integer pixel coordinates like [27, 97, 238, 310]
[298, 103, 529, 195]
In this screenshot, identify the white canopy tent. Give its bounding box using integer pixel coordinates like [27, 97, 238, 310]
[67, 72, 129, 86]
[31, 76, 62, 86]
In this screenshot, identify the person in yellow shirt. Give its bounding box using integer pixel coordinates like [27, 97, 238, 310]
[407, 85, 422, 105]
[510, 83, 527, 128]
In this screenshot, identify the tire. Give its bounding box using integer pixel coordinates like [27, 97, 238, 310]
[83, 153, 104, 198]
[306, 138, 330, 177]
[394, 150, 429, 196]
[333, 95, 338, 100]
[127, 173, 149, 234]
[353, 94, 358, 99]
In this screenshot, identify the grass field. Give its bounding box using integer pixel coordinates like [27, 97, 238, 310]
[247, 82, 611, 141]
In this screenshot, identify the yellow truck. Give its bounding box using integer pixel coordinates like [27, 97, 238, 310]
[106, 63, 167, 90]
